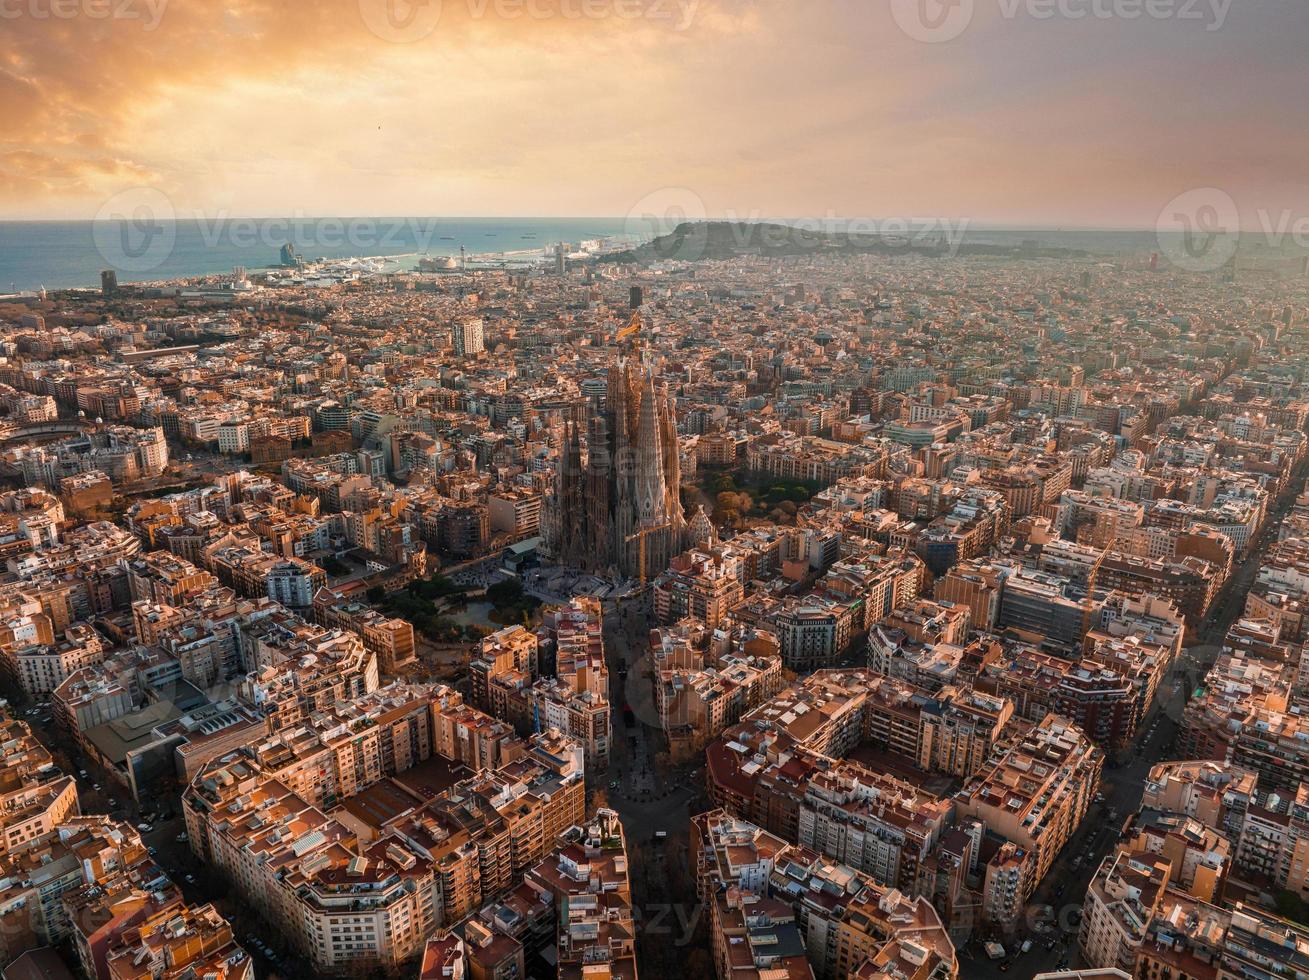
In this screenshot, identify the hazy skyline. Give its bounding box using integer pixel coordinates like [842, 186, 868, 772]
[4, 0, 1307, 227]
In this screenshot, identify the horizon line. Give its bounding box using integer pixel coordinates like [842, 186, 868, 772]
[0, 215, 1188, 234]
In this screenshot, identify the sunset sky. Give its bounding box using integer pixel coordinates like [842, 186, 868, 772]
[3, 0, 1306, 226]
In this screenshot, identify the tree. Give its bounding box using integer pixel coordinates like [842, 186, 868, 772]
[1276, 890, 1309, 926]
[714, 490, 746, 526]
[366, 585, 386, 604]
[487, 577, 525, 608]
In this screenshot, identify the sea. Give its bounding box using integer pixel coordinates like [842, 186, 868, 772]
[0, 218, 1301, 293]
[0, 217, 633, 292]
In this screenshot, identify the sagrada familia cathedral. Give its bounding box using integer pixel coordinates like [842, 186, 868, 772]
[547, 314, 694, 581]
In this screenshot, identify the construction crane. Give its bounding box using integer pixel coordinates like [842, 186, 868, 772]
[615, 309, 643, 347]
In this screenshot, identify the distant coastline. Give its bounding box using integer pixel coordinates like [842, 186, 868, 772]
[0, 217, 632, 292]
[2, 218, 1305, 293]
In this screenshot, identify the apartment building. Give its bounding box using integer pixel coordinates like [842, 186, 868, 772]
[797, 762, 953, 893]
[1080, 849, 1172, 974]
[1140, 760, 1257, 842]
[124, 551, 218, 607]
[488, 486, 543, 541]
[184, 726, 583, 973]
[472, 625, 540, 710]
[653, 547, 747, 629]
[1122, 808, 1230, 903]
[977, 646, 1139, 752]
[1233, 784, 1309, 899]
[955, 714, 1103, 922]
[917, 685, 1014, 778]
[312, 586, 417, 675]
[1133, 898, 1309, 980]
[5, 622, 109, 697]
[103, 902, 253, 980]
[525, 808, 637, 980]
[0, 707, 80, 858]
[0, 817, 155, 956]
[693, 809, 816, 980]
[658, 650, 784, 760]
[1093, 553, 1221, 637]
[768, 844, 956, 980]
[474, 607, 612, 770]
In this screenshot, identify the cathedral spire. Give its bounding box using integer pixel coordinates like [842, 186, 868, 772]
[634, 370, 667, 528]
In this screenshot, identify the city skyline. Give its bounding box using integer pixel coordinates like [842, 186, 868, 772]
[5, 3, 1309, 979]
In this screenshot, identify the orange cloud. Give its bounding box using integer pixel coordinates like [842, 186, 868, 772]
[1, 0, 1306, 225]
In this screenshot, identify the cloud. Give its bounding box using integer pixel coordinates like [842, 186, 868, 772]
[2, 0, 1307, 225]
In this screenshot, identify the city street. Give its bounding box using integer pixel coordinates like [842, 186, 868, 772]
[601, 596, 714, 974]
[962, 455, 1309, 980]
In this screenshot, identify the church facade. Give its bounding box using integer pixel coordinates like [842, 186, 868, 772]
[549, 350, 688, 582]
